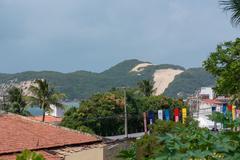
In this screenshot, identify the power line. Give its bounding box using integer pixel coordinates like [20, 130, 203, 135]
[70, 113, 143, 121]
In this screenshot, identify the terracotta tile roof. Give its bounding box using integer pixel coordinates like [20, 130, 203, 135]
[0, 150, 61, 160]
[202, 99, 223, 105]
[29, 115, 62, 123]
[0, 114, 101, 155]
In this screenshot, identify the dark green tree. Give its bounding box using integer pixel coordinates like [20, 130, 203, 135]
[61, 88, 185, 136]
[7, 87, 30, 116]
[220, 0, 240, 26]
[137, 80, 155, 97]
[61, 92, 124, 136]
[203, 38, 240, 103]
[28, 79, 65, 122]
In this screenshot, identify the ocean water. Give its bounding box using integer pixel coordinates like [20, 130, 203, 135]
[28, 101, 79, 116]
[28, 107, 43, 116]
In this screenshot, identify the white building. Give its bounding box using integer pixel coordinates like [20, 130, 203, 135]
[199, 87, 215, 100]
[196, 99, 223, 129]
[46, 104, 65, 117]
[190, 87, 230, 129]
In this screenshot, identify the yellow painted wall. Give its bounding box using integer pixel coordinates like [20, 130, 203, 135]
[65, 147, 104, 160]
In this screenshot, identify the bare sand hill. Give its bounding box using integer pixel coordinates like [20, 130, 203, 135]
[130, 63, 153, 72]
[0, 80, 35, 97]
[14, 80, 36, 96]
[153, 69, 183, 95]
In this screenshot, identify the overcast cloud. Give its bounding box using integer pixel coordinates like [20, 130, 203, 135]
[0, 0, 238, 73]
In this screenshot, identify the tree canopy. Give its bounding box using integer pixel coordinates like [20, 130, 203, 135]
[203, 38, 240, 103]
[6, 87, 30, 116]
[61, 88, 186, 136]
[61, 91, 125, 136]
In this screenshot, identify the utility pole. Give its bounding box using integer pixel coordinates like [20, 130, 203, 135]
[197, 91, 200, 119]
[3, 95, 6, 111]
[143, 112, 147, 134]
[123, 87, 128, 138]
[117, 86, 128, 138]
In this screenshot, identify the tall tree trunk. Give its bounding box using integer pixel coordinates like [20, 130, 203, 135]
[42, 106, 46, 122]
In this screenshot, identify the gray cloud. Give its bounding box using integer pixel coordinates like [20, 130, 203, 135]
[0, 0, 238, 73]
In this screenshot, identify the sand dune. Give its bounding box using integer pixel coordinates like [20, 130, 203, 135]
[130, 63, 153, 72]
[153, 69, 183, 95]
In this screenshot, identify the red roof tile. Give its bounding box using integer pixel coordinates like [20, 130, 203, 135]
[202, 99, 223, 105]
[29, 115, 62, 123]
[0, 150, 61, 160]
[0, 114, 101, 155]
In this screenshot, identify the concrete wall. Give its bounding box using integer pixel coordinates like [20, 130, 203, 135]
[61, 141, 132, 160]
[65, 147, 104, 160]
[103, 141, 132, 160]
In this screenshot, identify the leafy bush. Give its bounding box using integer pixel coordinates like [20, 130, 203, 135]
[119, 118, 240, 160]
[117, 144, 137, 160]
[16, 150, 45, 160]
[208, 111, 240, 131]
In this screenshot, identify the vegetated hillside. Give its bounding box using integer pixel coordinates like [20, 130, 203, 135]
[164, 68, 215, 98]
[0, 59, 215, 100]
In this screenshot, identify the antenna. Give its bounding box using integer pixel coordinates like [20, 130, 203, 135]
[36, 139, 39, 146]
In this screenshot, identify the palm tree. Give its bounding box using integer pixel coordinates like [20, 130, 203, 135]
[28, 79, 65, 122]
[220, 0, 240, 26]
[137, 80, 155, 97]
[7, 86, 29, 115]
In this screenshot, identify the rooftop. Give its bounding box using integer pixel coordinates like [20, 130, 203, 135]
[0, 150, 61, 160]
[201, 99, 224, 105]
[0, 114, 101, 156]
[29, 115, 62, 123]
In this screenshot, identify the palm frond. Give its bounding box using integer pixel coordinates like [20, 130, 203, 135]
[27, 79, 65, 119]
[49, 93, 66, 108]
[29, 85, 41, 96]
[25, 96, 40, 107]
[220, 0, 240, 26]
[137, 80, 155, 96]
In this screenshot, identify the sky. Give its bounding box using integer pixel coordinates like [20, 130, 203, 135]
[0, 0, 239, 73]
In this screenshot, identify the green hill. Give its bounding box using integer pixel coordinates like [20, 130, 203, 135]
[0, 59, 215, 100]
[164, 68, 215, 97]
